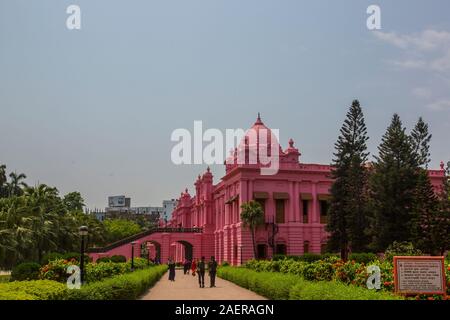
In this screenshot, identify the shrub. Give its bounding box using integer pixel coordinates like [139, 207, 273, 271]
[272, 254, 287, 261]
[218, 266, 302, 300]
[0, 275, 10, 283]
[0, 280, 67, 300]
[297, 253, 326, 263]
[96, 257, 112, 263]
[384, 241, 422, 262]
[40, 259, 77, 282]
[41, 252, 91, 265]
[41, 252, 64, 265]
[110, 255, 126, 263]
[221, 261, 230, 267]
[332, 260, 366, 285]
[40, 257, 149, 283]
[289, 281, 401, 300]
[67, 265, 168, 300]
[63, 252, 92, 263]
[302, 260, 334, 281]
[11, 262, 41, 281]
[348, 253, 378, 265]
[1, 265, 167, 300]
[218, 266, 401, 300]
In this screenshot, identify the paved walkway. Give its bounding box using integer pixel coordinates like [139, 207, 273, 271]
[141, 270, 266, 300]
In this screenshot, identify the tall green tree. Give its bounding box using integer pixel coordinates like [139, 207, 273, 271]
[409, 117, 441, 254]
[327, 100, 370, 261]
[410, 117, 432, 169]
[411, 170, 439, 254]
[0, 165, 7, 198]
[240, 200, 265, 259]
[63, 192, 85, 212]
[370, 114, 419, 250]
[433, 164, 450, 255]
[7, 172, 27, 197]
[104, 219, 142, 243]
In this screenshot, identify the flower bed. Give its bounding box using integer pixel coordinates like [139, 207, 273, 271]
[217, 266, 400, 300]
[0, 265, 167, 300]
[67, 265, 168, 300]
[243, 257, 450, 299]
[39, 257, 149, 283]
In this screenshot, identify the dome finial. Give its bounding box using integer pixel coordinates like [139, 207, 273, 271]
[255, 112, 263, 124]
[289, 138, 294, 148]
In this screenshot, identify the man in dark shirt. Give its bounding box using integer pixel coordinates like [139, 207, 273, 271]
[208, 256, 218, 288]
[198, 256, 206, 288]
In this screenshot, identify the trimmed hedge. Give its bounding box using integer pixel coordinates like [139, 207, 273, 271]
[218, 266, 302, 300]
[0, 280, 67, 300]
[289, 281, 400, 300]
[272, 253, 337, 263]
[11, 262, 41, 281]
[348, 253, 378, 265]
[41, 252, 92, 265]
[96, 255, 127, 264]
[218, 266, 402, 300]
[0, 275, 10, 283]
[67, 265, 168, 300]
[0, 265, 167, 300]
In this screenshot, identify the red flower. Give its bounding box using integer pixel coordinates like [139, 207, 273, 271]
[427, 297, 434, 301]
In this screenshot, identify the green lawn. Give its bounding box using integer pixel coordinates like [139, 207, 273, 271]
[0, 275, 10, 283]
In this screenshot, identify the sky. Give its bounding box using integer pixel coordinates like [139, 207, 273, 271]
[1, 0, 450, 210]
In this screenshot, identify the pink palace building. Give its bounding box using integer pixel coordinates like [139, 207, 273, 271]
[88, 115, 446, 265]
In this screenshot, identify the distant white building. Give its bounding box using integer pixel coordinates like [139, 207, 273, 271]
[162, 199, 178, 221]
[103, 196, 177, 221]
[108, 195, 131, 208]
[131, 206, 163, 216]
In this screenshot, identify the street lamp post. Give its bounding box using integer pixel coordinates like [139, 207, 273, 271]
[79, 226, 88, 284]
[131, 241, 137, 271]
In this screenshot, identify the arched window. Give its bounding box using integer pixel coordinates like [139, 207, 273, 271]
[303, 241, 310, 254]
[276, 243, 287, 255]
[257, 244, 267, 259]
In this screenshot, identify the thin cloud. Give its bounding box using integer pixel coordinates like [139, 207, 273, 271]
[412, 87, 432, 99]
[373, 29, 450, 73]
[374, 29, 450, 112]
[426, 99, 450, 111]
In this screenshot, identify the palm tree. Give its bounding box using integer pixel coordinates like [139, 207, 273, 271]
[0, 165, 7, 198]
[7, 172, 27, 197]
[240, 201, 265, 259]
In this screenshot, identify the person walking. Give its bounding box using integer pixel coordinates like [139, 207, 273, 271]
[191, 258, 197, 276]
[168, 258, 176, 282]
[186, 259, 191, 275]
[197, 256, 206, 288]
[183, 259, 189, 275]
[208, 256, 218, 288]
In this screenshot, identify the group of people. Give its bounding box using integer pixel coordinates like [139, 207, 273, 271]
[167, 256, 218, 288]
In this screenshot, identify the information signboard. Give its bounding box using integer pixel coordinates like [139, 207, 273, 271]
[393, 256, 446, 296]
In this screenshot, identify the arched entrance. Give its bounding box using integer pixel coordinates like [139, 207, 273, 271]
[143, 240, 161, 262]
[178, 240, 193, 261]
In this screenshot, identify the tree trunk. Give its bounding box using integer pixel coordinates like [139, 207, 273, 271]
[340, 243, 348, 261]
[251, 227, 257, 259]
